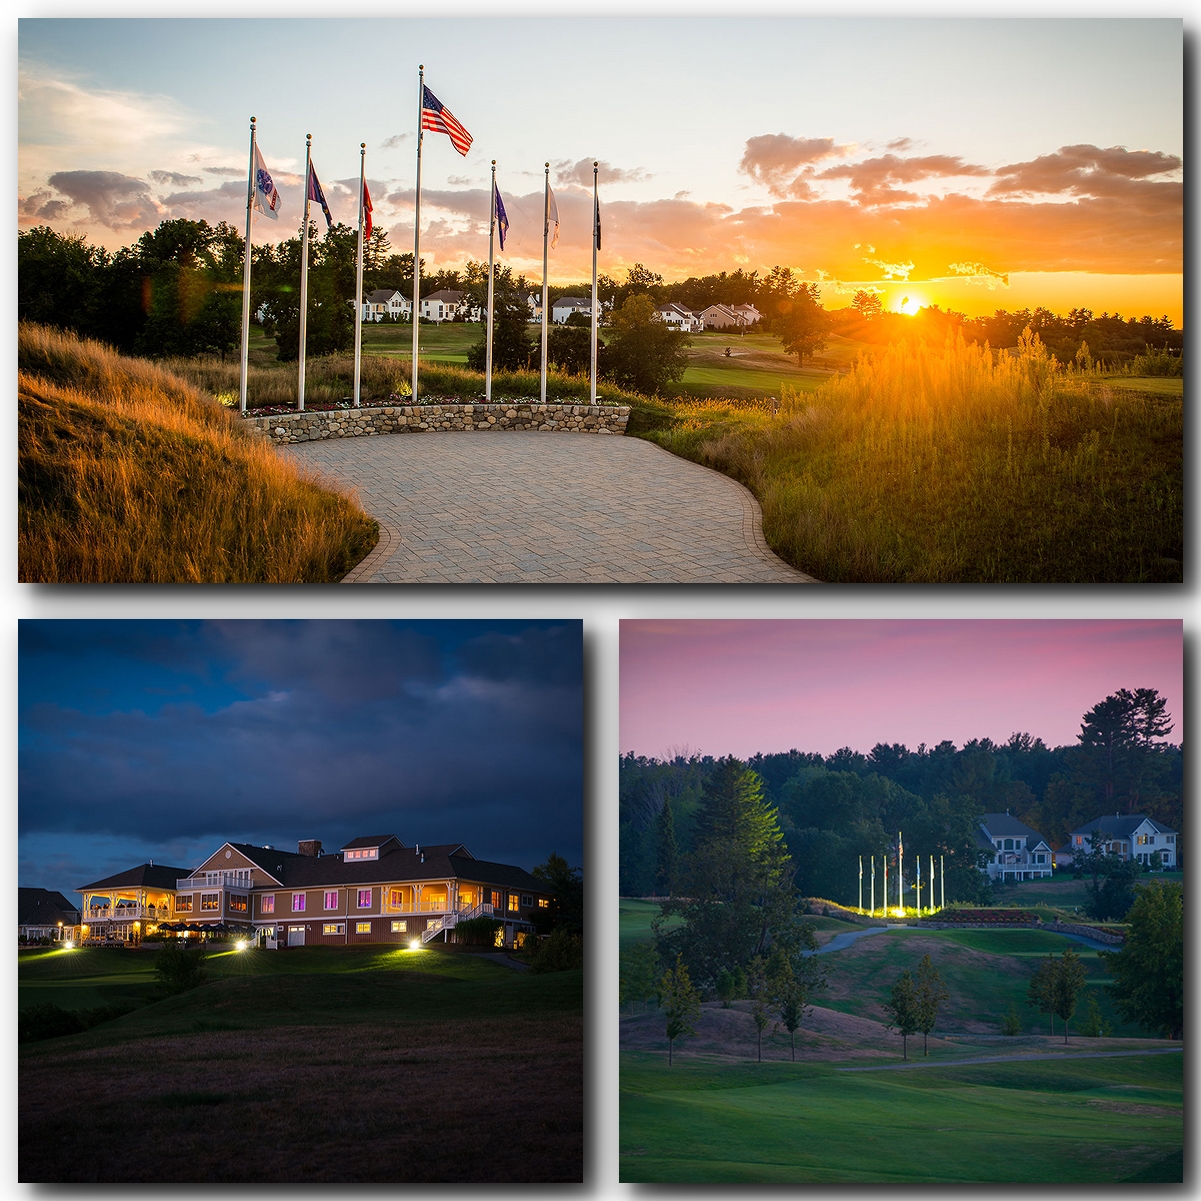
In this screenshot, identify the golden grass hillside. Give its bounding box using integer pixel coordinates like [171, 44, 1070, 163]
[648, 332, 1183, 583]
[18, 324, 378, 583]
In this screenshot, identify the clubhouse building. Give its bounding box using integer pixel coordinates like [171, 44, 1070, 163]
[75, 835, 553, 949]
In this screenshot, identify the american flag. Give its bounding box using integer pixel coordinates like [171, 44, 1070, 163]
[421, 85, 473, 156]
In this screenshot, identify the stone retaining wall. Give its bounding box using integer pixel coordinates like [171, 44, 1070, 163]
[1046, 920, 1125, 944]
[243, 402, 630, 444]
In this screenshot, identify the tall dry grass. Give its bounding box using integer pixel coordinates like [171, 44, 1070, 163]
[19, 324, 378, 582]
[652, 332, 1182, 582]
[164, 354, 638, 408]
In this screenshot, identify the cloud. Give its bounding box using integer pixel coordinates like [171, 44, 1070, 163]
[863, 256, 915, 281]
[148, 170, 202, 187]
[739, 134, 855, 197]
[947, 261, 1010, 286]
[43, 169, 162, 229]
[204, 166, 244, 177]
[381, 133, 413, 150]
[989, 144, 1182, 211]
[553, 158, 649, 187]
[816, 153, 989, 206]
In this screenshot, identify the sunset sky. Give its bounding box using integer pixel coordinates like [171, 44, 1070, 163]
[620, 621, 1183, 760]
[19, 621, 583, 894]
[18, 17, 1183, 321]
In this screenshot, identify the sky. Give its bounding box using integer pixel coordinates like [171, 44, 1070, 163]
[620, 620, 1183, 760]
[17, 17, 1183, 321]
[18, 620, 583, 894]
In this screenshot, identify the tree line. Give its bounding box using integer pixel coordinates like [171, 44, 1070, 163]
[620, 688, 1181, 907]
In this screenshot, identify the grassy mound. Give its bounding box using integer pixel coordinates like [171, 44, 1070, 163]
[18, 324, 378, 582]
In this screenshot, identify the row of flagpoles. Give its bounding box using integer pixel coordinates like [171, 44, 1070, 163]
[237, 67, 603, 416]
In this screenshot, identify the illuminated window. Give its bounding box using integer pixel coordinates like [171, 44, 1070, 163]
[389, 888, 406, 908]
[521, 895, 533, 907]
[391, 920, 407, 933]
[492, 890, 503, 909]
[229, 894, 247, 913]
[537, 898, 550, 909]
[324, 890, 339, 910]
[1137, 834, 1148, 845]
[508, 894, 520, 913]
[201, 893, 219, 911]
[261, 895, 275, 914]
[176, 895, 193, 913]
[356, 921, 371, 934]
[323, 923, 343, 935]
[357, 889, 372, 909]
[292, 893, 306, 913]
[345, 848, 378, 861]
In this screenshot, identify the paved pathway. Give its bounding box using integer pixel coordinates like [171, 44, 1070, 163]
[285, 432, 813, 584]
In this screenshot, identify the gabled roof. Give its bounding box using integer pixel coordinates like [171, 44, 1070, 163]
[1070, 814, 1175, 839]
[366, 288, 406, 304]
[18, 887, 80, 925]
[552, 296, 590, 308]
[980, 813, 1045, 840]
[77, 863, 194, 893]
[656, 303, 693, 316]
[423, 289, 467, 303]
[342, 834, 406, 851]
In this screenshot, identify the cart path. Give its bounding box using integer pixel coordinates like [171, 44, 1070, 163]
[836, 1046, 1183, 1071]
[283, 432, 813, 584]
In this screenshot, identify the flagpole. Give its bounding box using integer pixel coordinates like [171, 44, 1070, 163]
[297, 133, 312, 413]
[411, 64, 424, 403]
[540, 161, 549, 405]
[238, 116, 256, 415]
[590, 160, 598, 405]
[486, 160, 496, 403]
[354, 143, 366, 408]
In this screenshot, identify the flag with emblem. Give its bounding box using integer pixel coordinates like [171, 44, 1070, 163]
[253, 144, 281, 220]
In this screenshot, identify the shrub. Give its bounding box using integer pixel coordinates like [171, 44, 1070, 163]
[154, 940, 207, 994]
[1001, 1003, 1022, 1036]
[455, 916, 503, 947]
[19, 1002, 135, 1043]
[527, 927, 583, 974]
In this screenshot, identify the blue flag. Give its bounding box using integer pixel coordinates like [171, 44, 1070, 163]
[494, 180, 509, 252]
[307, 161, 333, 230]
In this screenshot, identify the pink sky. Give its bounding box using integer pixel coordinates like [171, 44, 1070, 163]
[620, 620, 1182, 759]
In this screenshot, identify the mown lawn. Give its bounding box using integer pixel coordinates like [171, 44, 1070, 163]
[620, 1050, 1182, 1182]
[19, 946, 583, 1183]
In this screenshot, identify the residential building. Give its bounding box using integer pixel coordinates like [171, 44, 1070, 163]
[526, 293, 542, 321]
[654, 303, 698, 332]
[552, 297, 592, 324]
[977, 813, 1054, 881]
[76, 835, 553, 949]
[18, 887, 80, 941]
[698, 303, 745, 330]
[361, 289, 411, 323]
[731, 303, 762, 326]
[420, 289, 480, 323]
[1065, 814, 1178, 869]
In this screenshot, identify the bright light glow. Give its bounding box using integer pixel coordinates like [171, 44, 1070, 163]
[235, 940, 247, 952]
[892, 908, 906, 917]
[896, 294, 926, 315]
[409, 939, 421, 951]
[63, 940, 75, 951]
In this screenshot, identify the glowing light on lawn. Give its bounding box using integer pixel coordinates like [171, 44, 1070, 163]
[409, 939, 421, 951]
[64, 941, 75, 951]
[235, 940, 247, 952]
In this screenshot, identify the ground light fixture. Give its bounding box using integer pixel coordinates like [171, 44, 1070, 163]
[409, 939, 421, 951]
[235, 940, 247, 952]
[63, 940, 75, 951]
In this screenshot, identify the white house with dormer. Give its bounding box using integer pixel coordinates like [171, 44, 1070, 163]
[977, 813, 1054, 881]
[654, 302, 698, 332]
[421, 289, 480, 323]
[551, 296, 592, 324]
[1062, 814, 1177, 869]
[361, 289, 411, 323]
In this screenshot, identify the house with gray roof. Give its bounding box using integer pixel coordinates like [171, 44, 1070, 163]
[1064, 814, 1177, 869]
[18, 888, 80, 942]
[977, 813, 1053, 881]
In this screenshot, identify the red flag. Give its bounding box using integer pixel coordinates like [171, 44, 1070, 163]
[362, 179, 373, 240]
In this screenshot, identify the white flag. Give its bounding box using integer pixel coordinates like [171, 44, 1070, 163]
[547, 182, 559, 249]
[253, 144, 282, 220]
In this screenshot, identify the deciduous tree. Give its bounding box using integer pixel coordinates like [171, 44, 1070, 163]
[1100, 880, 1183, 1039]
[883, 969, 920, 1060]
[915, 953, 949, 1055]
[659, 954, 701, 1065]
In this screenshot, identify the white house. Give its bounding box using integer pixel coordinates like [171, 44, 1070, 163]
[977, 813, 1054, 882]
[732, 303, 762, 326]
[1065, 814, 1177, 869]
[552, 296, 592, 324]
[361, 289, 411, 323]
[654, 302, 698, 331]
[526, 293, 543, 321]
[420, 289, 480, 323]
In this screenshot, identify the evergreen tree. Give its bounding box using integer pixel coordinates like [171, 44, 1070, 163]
[655, 796, 677, 897]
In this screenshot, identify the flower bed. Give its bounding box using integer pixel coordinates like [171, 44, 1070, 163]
[922, 909, 1040, 925]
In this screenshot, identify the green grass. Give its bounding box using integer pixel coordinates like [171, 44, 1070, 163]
[620, 1050, 1182, 1182]
[620, 899, 680, 949]
[358, 321, 482, 363]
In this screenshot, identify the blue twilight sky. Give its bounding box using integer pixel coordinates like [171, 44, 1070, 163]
[18, 620, 583, 894]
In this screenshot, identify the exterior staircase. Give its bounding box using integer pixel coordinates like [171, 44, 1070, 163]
[421, 901, 496, 943]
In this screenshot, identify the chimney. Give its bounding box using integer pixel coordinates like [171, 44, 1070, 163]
[298, 839, 322, 857]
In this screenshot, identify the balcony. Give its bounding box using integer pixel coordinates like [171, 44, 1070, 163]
[176, 872, 252, 891]
[84, 904, 168, 923]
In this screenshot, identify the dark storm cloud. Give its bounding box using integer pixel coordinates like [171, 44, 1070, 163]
[19, 621, 582, 875]
[45, 169, 161, 229]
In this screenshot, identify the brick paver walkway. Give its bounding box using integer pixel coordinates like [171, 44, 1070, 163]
[286, 432, 814, 584]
